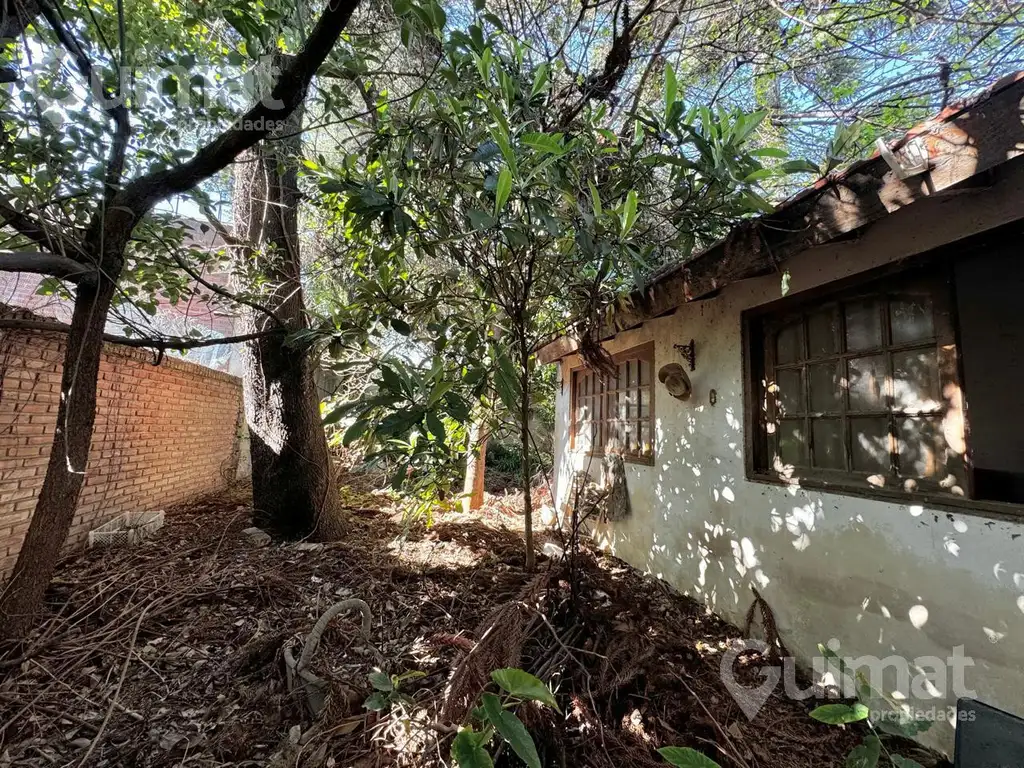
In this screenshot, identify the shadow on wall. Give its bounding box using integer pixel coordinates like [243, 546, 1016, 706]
[553, 114, 1024, 754]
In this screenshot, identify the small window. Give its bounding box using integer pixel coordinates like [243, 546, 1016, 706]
[571, 343, 654, 463]
[749, 274, 968, 497]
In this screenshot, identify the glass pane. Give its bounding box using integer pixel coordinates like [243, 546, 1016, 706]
[623, 420, 636, 453]
[639, 387, 650, 419]
[777, 419, 806, 466]
[628, 359, 639, 388]
[807, 309, 838, 357]
[617, 362, 628, 392]
[892, 349, 941, 413]
[848, 355, 887, 412]
[809, 362, 841, 412]
[776, 368, 804, 415]
[639, 421, 652, 456]
[851, 417, 890, 473]
[891, 293, 934, 344]
[845, 298, 882, 351]
[897, 416, 945, 479]
[638, 359, 649, 387]
[776, 322, 803, 364]
[812, 418, 845, 469]
[618, 389, 630, 421]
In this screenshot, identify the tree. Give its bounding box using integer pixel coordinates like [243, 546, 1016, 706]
[231, 57, 342, 539]
[311, 19, 789, 567]
[0, 0, 362, 640]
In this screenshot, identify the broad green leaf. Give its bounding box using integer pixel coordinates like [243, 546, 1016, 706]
[664, 63, 677, 114]
[467, 209, 498, 231]
[425, 410, 446, 441]
[368, 671, 393, 691]
[781, 159, 821, 175]
[491, 669, 560, 712]
[391, 318, 412, 335]
[451, 728, 494, 768]
[530, 63, 549, 97]
[809, 703, 870, 724]
[621, 189, 639, 236]
[521, 132, 564, 155]
[495, 168, 512, 213]
[845, 736, 881, 768]
[481, 694, 540, 768]
[342, 419, 370, 447]
[750, 147, 789, 159]
[364, 692, 389, 711]
[657, 746, 722, 767]
[742, 168, 774, 183]
[588, 181, 602, 220]
[874, 716, 932, 738]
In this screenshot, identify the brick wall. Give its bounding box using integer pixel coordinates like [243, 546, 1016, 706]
[0, 321, 243, 576]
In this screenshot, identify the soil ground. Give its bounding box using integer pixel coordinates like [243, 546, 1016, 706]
[0, 478, 943, 767]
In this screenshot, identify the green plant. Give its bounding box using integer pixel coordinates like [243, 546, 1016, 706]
[808, 643, 931, 768]
[450, 668, 561, 768]
[363, 669, 427, 713]
[658, 746, 722, 767]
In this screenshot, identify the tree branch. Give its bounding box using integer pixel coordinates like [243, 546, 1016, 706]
[0, 250, 96, 281]
[0, 316, 284, 350]
[37, 0, 131, 198]
[115, 0, 363, 223]
[0, 200, 85, 258]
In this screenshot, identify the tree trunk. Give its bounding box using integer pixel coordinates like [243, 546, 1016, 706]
[518, 330, 535, 570]
[233, 73, 342, 540]
[0, 270, 118, 639]
[462, 417, 488, 513]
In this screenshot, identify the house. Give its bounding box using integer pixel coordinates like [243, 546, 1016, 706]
[540, 72, 1024, 755]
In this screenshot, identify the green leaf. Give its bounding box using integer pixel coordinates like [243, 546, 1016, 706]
[364, 692, 389, 711]
[780, 159, 821, 175]
[742, 168, 774, 183]
[467, 209, 498, 231]
[391, 318, 412, 335]
[521, 132, 564, 155]
[657, 746, 722, 767]
[481, 694, 541, 768]
[425, 410, 446, 441]
[845, 736, 881, 768]
[664, 63, 678, 115]
[490, 669, 560, 712]
[588, 181, 602, 220]
[621, 189, 639, 237]
[810, 703, 870, 725]
[451, 728, 494, 768]
[495, 168, 512, 213]
[342, 419, 369, 446]
[368, 671, 393, 691]
[749, 147, 788, 159]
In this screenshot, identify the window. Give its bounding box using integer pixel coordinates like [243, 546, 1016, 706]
[749, 273, 969, 498]
[571, 343, 654, 463]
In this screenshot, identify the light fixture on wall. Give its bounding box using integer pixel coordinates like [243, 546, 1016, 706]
[658, 363, 692, 401]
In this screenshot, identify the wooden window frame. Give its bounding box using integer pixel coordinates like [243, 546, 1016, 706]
[569, 342, 655, 465]
[740, 260, 1024, 518]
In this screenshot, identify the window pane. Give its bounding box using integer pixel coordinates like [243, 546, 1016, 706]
[847, 355, 887, 412]
[623, 420, 636, 453]
[809, 362, 841, 412]
[777, 419, 806, 466]
[639, 387, 650, 419]
[812, 418, 845, 469]
[892, 349, 941, 413]
[776, 322, 802, 364]
[628, 359, 639, 388]
[897, 416, 945, 479]
[845, 299, 882, 351]
[638, 359, 649, 386]
[850, 417, 890, 473]
[618, 362, 628, 392]
[776, 368, 804, 415]
[807, 309, 838, 357]
[891, 293, 934, 344]
[639, 421, 652, 457]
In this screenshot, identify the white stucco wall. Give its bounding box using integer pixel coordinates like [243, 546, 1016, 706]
[552, 159, 1024, 755]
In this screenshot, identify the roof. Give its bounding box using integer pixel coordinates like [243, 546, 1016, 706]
[538, 71, 1024, 364]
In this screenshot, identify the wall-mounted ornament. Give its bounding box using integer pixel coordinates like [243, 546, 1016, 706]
[658, 363, 692, 401]
[673, 339, 696, 371]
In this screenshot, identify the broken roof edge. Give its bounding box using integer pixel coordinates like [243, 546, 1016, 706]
[538, 70, 1024, 365]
